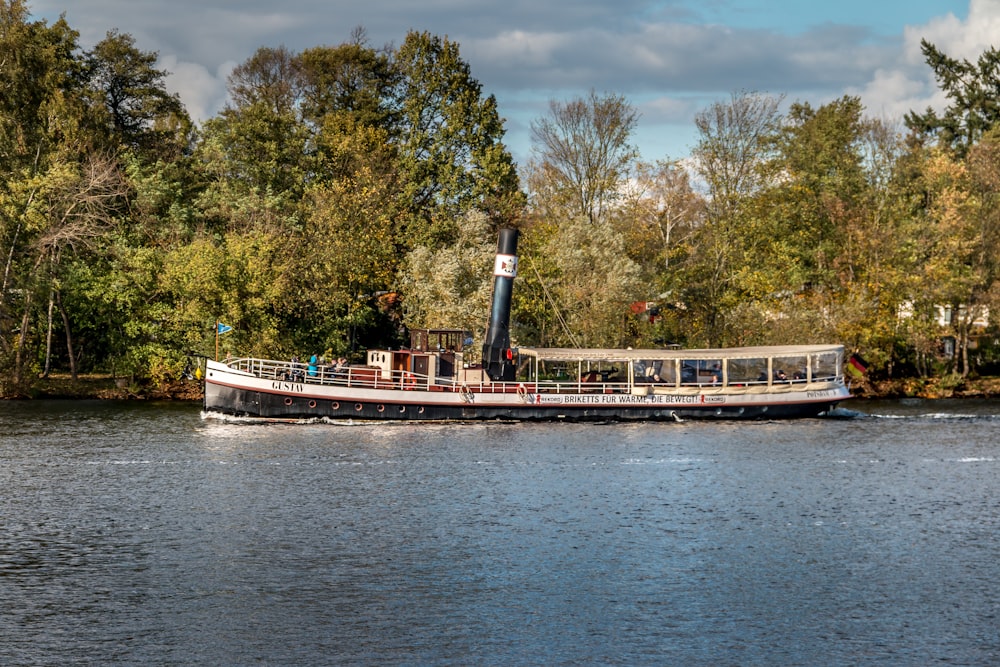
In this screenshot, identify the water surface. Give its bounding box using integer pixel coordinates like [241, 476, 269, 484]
[1, 400, 998, 665]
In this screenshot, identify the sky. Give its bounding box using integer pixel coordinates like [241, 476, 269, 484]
[28, 0, 996, 165]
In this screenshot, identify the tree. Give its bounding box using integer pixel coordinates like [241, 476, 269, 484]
[915, 148, 988, 377]
[84, 29, 187, 155]
[296, 29, 397, 131]
[529, 90, 639, 226]
[391, 30, 523, 246]
[195, 46, 310, 235]
[610, 159, 705, 347]
[538, 216, 642, 347]
[775, 97, 867, 286]
[0, 2, 99, 387]
[398, 210, 496, 335]
[684, 91, 783, 346]
[829, 117, 920, 376]
[618, 159, 703, 275]
[905, 40, 1000, 156]
[293, 120, 403, 355]
[14, 152, 126, 383]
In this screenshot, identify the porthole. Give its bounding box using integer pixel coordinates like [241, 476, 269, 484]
[355, 403, 363, 411]
[308, 400, 317, 409]
[284, 397, 293, 406]
[377, 404, 385, 413]
[331, 401, 339, 410]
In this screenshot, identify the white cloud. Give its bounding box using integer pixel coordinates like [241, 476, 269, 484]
[851, 0, 999, 125]
[157, 56, 234, 123]
[914, 0, 999, 61]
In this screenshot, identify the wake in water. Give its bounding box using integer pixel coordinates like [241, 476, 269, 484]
[837, 397, 1000, 421]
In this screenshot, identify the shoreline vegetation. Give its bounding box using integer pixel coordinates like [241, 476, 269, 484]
[8, 372, 1000, 403]
[2, 11, 999, 398]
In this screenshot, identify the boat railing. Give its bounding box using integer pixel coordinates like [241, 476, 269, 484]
[227, 357, 439, 390]
[222, 357, 843, 394]
[223, 357, 639, 394]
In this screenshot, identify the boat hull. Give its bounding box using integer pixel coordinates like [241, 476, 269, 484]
[204, 362, 849, 422]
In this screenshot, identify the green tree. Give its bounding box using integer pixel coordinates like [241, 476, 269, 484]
[391, 30, 523, 246]
[13, 153, 127, 383]
[905, 40, 1000, 157]
[0, 2, 111, 388]
[294, 120, 403, 356]
[296, 29, 397, 132]
[196, 45, 310, 235]
[775, 97, 867, 287]
[83, 29, 188, 156]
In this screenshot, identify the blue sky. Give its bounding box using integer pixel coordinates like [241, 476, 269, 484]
[29, 0, 989, 164]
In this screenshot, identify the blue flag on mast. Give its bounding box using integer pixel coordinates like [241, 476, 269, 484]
[216, 322, 233, 335]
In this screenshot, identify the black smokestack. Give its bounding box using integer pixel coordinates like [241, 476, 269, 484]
[482, 228, 519, 381]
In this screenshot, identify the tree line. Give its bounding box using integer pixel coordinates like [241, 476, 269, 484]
[1, 0, 998, 394]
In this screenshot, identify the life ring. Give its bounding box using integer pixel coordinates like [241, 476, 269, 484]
[402, 371, 417, 390]
[516, 383, 530, 402]
[460, 384, 474, 403]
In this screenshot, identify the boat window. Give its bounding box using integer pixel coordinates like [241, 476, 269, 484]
[771, 356, 809, 382]
[813, 351, 840, 380]
[410, 330, 428, 351]
[634, 360, 676, 384]
[536, 361, 570, 381]
[729, 358, 769, 384]
[680, 359, 723, 385]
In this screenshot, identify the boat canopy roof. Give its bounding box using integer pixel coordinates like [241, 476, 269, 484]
[517, 344, 843, 363]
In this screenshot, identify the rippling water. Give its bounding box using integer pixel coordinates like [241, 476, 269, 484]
[1, 399, 999, 665]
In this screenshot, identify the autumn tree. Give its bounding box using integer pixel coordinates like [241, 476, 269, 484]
[613, 159, 705, 345]
[519, 90, 642, 347]
[830, 116, 922, 376]
[912, 134, 1000, 377]
[902, 41, 1000, 375]
[683, 91, 783, 346]
[529, 90, 638, 226]
[964, 131, 1000, 371]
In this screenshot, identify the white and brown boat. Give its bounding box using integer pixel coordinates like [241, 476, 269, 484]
[203, 229, 850, 422]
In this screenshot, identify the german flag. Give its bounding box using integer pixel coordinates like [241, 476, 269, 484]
[847, 353, 869, 378]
